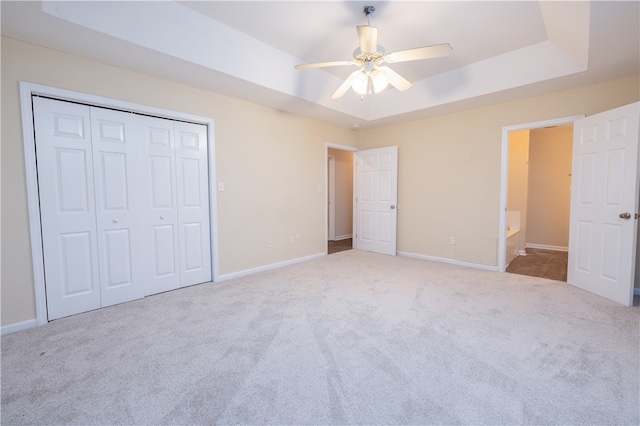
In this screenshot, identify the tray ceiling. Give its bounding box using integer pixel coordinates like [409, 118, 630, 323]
[2, 1, 638, 129]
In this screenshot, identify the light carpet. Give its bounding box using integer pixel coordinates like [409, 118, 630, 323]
[2, 250, 639, 425]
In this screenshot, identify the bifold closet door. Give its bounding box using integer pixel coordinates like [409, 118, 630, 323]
[34, 97, 212, 319]
[34, 98, 146, 319]
[33, 97, 102, 320]
[142, 117, 211, 295]
[89, 106, 146, 307]
[175, 122, 211, 286]
[142, 116, 181, 295]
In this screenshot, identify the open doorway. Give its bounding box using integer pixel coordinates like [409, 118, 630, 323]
[327, 146, 355, 254]
[501, 105, 640, 305]
[498, 115, 583, 276]
[505, 125, 572, 281]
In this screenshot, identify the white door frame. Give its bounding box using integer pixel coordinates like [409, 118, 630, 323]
[498, 114, 584, 272]
[19, 81, 220, 326]
[328, 155, 336, 241]
[325, 143, 357, 253]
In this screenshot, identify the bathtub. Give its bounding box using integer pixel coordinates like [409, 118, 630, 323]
[506, 211, 521, 266]
[506, 227, 521, 266]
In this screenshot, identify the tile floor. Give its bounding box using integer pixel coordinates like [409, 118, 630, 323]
[506, 248, 568, 281]
[328, 238, 353, 255]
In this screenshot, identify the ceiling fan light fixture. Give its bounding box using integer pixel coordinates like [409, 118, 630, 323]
[352, 68, 388, 95]
[351, 71, 369, 95]
[295, 5, 452, 99]
[371, 68, 389, 92]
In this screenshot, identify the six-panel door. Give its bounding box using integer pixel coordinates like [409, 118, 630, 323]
[568, 102, 640, 306]
[175, 122, 211, 286]
[90, 107, 146, 307]
[33, 97, 102, 319]
[34, 98, 212, 320]
[142, 116, 182, 295]
[355, 146, 398, 256]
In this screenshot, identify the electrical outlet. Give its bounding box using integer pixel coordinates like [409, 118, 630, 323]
[288, 236, 294, 245]
[450, 236, 456, 245]
[267, 240, 273, 248]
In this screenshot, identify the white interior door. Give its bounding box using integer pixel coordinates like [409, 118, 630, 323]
[33, 97, 101, 320]
[90, 107, 145, 307]
[31, 95, 213, 320]
[355, 146, 398, 255]
[175, 121, 212, 286]
[142, 116, 181, 295]
[568, 102, 640, 306]
[142, 117, 211, 293]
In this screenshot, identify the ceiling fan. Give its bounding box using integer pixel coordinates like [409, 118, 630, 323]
[295, 5, 453, 99]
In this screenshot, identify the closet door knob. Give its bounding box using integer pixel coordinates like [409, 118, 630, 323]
[160, 215, 165, 220]
[112, 219, 119, 224]
[619, 212, 631, 220]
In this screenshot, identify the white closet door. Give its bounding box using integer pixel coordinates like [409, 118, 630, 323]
[90, 107, 145, 306]
[141, 116, 181, 295]
[33, 97, 101, 320]
[175, 122, 212, 286]
[34, 98, 212, 317]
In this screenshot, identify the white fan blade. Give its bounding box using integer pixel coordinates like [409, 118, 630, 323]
[295, 60, 356, 70]
[378, 66, 412, 92]
[384, 43, 452, 63]
[357, 25, 378, 53]
[331, 70, 362, 99]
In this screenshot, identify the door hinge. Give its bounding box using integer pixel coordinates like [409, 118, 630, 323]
[635, 213, 639, 219]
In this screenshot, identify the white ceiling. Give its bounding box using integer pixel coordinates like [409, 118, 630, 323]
[2, 1, 638, 129]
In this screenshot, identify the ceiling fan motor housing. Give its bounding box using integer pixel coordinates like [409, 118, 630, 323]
[294, 3, 452, 99]
[353, 46, 385, 64]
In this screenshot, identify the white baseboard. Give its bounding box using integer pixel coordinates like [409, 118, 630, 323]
[333, 234, 352, 241]
[217, 252, 326, 282]
[1, 319, 38, 336]
[518, 250, 527, 256]
[525, 243, 568, 252]
[397, 251, 499, 272]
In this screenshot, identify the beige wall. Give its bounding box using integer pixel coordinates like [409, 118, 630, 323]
[2, 36, 639, 328]
[1, 37, 357, 326]
[328, 148, 353, 240]
[526, 126, 573, 248]
[507, 129, 530, 252]
[356, 75, 639, 266]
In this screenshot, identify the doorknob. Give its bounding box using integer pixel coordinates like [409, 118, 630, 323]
[619, 212, 631, 220]
[390, 205, 395, 210]
[112, 219, 119, 224]
[160, 215, 165, 220]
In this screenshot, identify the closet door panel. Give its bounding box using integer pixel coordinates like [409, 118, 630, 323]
[142, 117, 181, 295]
[175, 122, 212, 286]
[182, 222, 204, 272]
[58, 232, 95, 295]
[90, 107, 145, 306]
[33, 97, 101, 320]
[153, 224, 178, 276]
